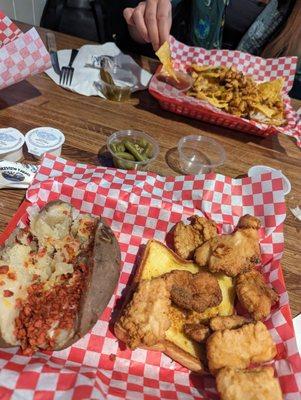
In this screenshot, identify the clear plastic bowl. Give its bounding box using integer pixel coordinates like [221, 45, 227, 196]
[178, 135, 226, 175]
[107, 130, 159, 171]
[157, 70, 194, 92]
[97, 69, 137, 102]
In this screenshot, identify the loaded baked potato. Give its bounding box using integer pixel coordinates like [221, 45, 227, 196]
[0, 201, 120, 354]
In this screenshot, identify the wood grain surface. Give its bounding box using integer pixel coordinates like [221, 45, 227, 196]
[0, 23, 300, 317]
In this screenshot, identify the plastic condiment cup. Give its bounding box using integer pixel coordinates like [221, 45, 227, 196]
[157, 70, 194, 92]
[98, 69, 137, 102]
[248, 165, 291, 195]
[0, 128, 25, 162]
[107, 130, 159, 171]
[178, 135, 226, 175]
[25, 127, 65, 159]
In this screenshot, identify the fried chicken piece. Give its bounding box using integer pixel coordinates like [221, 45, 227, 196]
[210, 315, 249, 331]
[194, 215, 261, 277]
[206, 321, 276, 374]
[117, 277, 171, 349]
[164, 270, 222, 313]
[173, 216, 218, 259]
[236, 270, 279, 321]
[216, 367, 283, 400]
[186, 308, 219, 325]
[183, 323, 211, 343]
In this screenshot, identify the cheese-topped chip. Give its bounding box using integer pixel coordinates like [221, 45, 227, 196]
[156, 41, 178, 81]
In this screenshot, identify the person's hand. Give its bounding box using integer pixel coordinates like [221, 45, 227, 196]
[123, 0, 172, 51]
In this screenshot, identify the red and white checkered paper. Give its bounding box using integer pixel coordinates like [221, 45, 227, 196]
[0, 11, 51, 90]
[149, 37, 301, 148]
[0, 153, 300, 400]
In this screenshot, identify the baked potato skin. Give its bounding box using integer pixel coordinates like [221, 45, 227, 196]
[62, 220, 121, 349]
[0, 200, 121, 352]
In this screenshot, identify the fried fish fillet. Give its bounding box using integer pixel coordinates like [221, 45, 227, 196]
[236, 270, 279, 321]
[206, 321, 276, 374]
[173, 216, 218, 259]
[210, 315, 249, 331]
[194, 215, 261, 277]
[183, 323, 211, 343]
[164, 270, 222, 313]
[216, 367, 283, 400]
[117, 277, 171, 349]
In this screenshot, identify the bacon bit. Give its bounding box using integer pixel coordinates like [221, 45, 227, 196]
[0, 265, 9, 274]
[3, 290, 14, 297]
[7, 272, 16, 280]
[32, 274, 39, 281]
[63, 210, 69, 215]
[15, 298, 22, 308]
[38, 248, 47, 257]
[81, 220, 96, 235]
[64, 243, 77, 260]
[22, 348, 34, 356]
[78, 264, 88, 273]
[15, 259, 89, 354]
[0, 281, 4, 286]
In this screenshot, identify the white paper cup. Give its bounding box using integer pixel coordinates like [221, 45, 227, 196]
[0, 128, 25, 162]
[25, 127, 65, 159]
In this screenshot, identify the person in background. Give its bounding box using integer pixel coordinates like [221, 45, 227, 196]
[115, 0, 301, 98]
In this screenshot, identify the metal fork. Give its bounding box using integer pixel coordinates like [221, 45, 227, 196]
[60, 49, 79, 86]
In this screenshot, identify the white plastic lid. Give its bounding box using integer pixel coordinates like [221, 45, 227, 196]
[25, 127, 65, 157]
[248, 165, 291, 195]
[0, 128, 25, 155]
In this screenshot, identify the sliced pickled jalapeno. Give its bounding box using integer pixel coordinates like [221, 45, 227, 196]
[110, 137, 154, 169]
[100, 68, 115, 85]
[115, 152, 135, 161]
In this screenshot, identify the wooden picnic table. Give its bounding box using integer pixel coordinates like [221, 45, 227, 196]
[0, 22, 300, 317]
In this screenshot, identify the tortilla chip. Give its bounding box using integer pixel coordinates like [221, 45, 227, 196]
[191, 64, 221, 73]
[194, 92, 228, 108]
[251, 103, 276, 118]
[156, 41, 178, 81]
[258, 78, 284, 102]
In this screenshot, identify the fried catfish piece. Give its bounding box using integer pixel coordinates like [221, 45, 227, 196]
[164, 270, 222, 313]
[183, 323, 211, 343]
[236, 270, 279, 321]
[173, 216, 218, 260]
[194, 215, 261, 277]
[117, 277, 171, 349]
[216, 367, 283, 400]
[206, 321, 276, 374]
[210, 315, 249, 331]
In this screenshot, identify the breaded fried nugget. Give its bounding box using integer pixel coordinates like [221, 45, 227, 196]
[206, 321, 276, 374]
[216, 367, 283, 400]
[118, 277, 171, 349]
[236, 270, 279, 321]
[210, 315, 249, 331]
[183, 323, 211, 343]
[173, 216, 218, 259]
[194, 215, 261, 277]
[164, 270, 222, 313]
